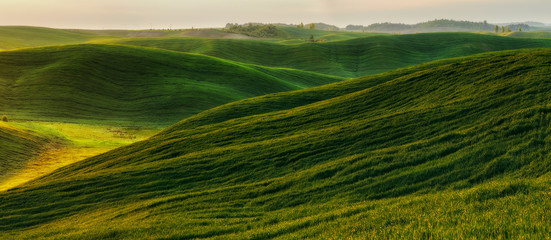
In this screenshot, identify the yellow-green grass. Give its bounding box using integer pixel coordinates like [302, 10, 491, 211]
[0, 26, 105, 50]
[108, 32, 551, 78]
[0, 121, 60, 183]
[0, 121, 160, 191]
[0, 43, 343, 125]
[276, 26, 386, 42]
[0, 25, 378, 52]
[2, 49, 551, 238]
[506, 31, 551, 39]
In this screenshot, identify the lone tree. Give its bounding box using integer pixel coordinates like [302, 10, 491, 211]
[494, 25, 498, 33]
[309, 34, 315, 42]
[501, 26, 505, 33]
[507, 26, 511, 32]
[298, 22, 304, 29]
[519, 27, 522, 32]
[309, 23, 315, 30]
[2, 115, 8, 122]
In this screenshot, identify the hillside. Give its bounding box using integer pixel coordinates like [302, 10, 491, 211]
[0, 122, 60, 183]
[0, 26, 100, 50]
[2, 49, 551, 239]
[350, 19, 526, 33]
[276, 26, 382, 42]
[109, 32, 551, 77]
[0, 44, 343, 125]
[507, 31, 551, 39]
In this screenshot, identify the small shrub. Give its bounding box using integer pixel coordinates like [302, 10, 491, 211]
[1, 115, 7, 122]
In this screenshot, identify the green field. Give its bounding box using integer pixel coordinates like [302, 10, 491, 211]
[0, 121, 161, 191]
[0, 26, 102, 50]
[507, 31, 551, 39]
[2, 26, 551, 239]
[108, 33, 551, 77]
[0, 121, 60, 182]
[0, 44, 342, 125]
[2, 49, 551, 239]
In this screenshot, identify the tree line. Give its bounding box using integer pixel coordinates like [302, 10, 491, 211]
[346, 20, 531, 33]
[224, 23, 282, 38]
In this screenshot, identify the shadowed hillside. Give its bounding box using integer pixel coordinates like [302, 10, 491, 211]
[0, 44, 343, 125]
[110, 32, 551, 77]
[2, 50, 551, 239]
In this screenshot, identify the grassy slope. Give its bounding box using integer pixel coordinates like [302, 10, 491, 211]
[0, 26, 101, 50]
[0, 122, 61, 182]
[507, 31, 551, 39]
[276, 26, 385, 42]
[2, 49, 551, 239]
[0, 121, 161, 191]
[0, 44, 343, 125]
[108, 32, 551, 78]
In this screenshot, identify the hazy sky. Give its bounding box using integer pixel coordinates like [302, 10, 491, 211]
[0, 0, 550, 29]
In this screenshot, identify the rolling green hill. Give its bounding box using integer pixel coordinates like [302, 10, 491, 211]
[109, 32, 551, 78]
[0, 26, 101, 50]
[0, 44, 342, 125]
[507, 31, 551, 39]
[276, 26, 382, 42]
[2, 49, 551, 239]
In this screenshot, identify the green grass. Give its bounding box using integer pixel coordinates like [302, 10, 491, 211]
[0, 44, 343, 125]
[0, 121, 161, 191]
[0, 121, 64, 182]
[507, 31, 551, 39]
[2, 49, 551, 239]
[108, 32, 551, 78]
[0, 26, 102, 50]
[276, 26, 386, 42]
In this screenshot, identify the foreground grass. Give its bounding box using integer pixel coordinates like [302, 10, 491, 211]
[2, 49, 551, 238]
[2, 177, 549, 239]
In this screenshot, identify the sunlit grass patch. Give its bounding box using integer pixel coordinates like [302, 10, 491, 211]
[0, 121, 161, 191]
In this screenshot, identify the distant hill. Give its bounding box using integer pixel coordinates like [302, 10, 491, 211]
[496, 21, 545, 27]
[2, 49, 551, 239]
[347, 19, 531, 33]
[507, 31, 551, 39]
[223, 22, 340, 38]
[308, 22, 340, 31]
[110, 32, 551, 77]
[0, 26, 98, 50]
[0, 44, 342, 125]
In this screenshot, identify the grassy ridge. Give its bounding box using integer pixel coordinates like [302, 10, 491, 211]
[0, 44, 343, 125]
[109, 32, 551, 77]
[0, 25, 378, 51]
[276, 26, 385, 42]
[507, 31, 551, 39]
[0, 26, 101, 50]
[2, 50, 551, 238]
